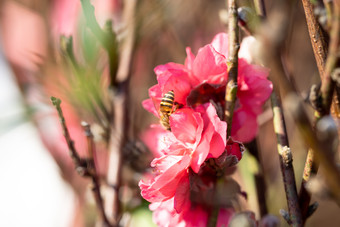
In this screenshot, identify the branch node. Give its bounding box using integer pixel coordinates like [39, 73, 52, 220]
[306, 202, 319, 218]
[279, 209, 292, 225]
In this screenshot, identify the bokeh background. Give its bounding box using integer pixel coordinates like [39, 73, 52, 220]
[0, 0, 339, 226]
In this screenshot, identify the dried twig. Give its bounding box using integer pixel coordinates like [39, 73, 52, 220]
[51, 97, 113, 227]
[246, 139, 268, 217]
[82, 122, 113, 227]
[50, 97, 87, 175]
[271, 92, 303, 227]
[299, 0, 340, 221]
[104, 0, 138, 225]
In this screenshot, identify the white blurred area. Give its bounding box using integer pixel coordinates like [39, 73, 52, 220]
[0, 45, 75, 227]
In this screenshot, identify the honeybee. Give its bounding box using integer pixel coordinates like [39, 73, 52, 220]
[159, 90, 175, 131]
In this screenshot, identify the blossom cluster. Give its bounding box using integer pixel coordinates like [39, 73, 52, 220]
[140, 33, 272, 226]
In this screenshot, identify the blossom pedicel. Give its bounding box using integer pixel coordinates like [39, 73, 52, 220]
[140, 33, 272, 226]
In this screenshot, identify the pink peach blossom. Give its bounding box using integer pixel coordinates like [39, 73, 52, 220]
[143, 33, 272, 143]
[211, 33, 272, 142]
[151, 197, 234, 227]
[140, 103, 227, 202]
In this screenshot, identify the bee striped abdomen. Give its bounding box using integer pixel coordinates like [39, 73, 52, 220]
[159, 90, 175, 131]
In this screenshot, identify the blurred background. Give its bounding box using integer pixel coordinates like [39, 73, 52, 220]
[0, 0, 339, 226]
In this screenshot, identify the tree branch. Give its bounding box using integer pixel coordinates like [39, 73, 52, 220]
[225, 0, 240, 137]
[51, 97, 114, 227]
[271, 92, 303, 227]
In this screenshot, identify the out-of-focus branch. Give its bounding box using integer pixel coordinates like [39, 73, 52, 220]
[50, 97, 87, 175]
[80, 0, 119, 88]
[82, 122, 113, 227]
[299, 0, 340, 221]
[271, 92, 303, 227]
[246, 139, 268, 217]
[105, 0, 138, 225]
[320, 1, 340, 115]
[259, 0, 340, 205]
[254, 0, 266, 18]
[51, 97, 114, 227]
[225, 0, 240, 137]
[299, 0, 329, 222]
[209, 0, 240, 225]
[301, 0, 328, 79]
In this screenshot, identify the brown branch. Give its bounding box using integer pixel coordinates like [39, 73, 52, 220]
[320, 1, 340, 115]
[51, 97, 114, 227]
[299, 0, 340, 221]
[225, 0, 240, 137]
[271, 92, 303, 227]
[246, 139, 268, 217]
[82, 122, 113, 227]
[285, 93, 340, 204]
[301, 0, 328, 79]
[254, 0, 266, 18]
[104, 0, 138, 225]
[50, 97, 87, 175]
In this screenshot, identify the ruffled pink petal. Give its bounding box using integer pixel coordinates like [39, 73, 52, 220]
[174, 174, 191, 213]
[191, 134, 210, 173]
[182, 206, 209, 227]
[155, 64, 192, 105]
[139, 155, 191, 202]
[185, 47, 195, 71]
[191, 103, 227, 172]
[211, 32, 229, 58]
[237, 60, 272, 111]
[202, 103, 227, 158]
[192, 45, 228, 84]
[217, 209, 234, 227]
[142, 99, 158, 117]
[231, 107, 258, 142]
[170, 108, 203, 146]
[140, 125, 170, 157]
[154, 63, 187, 76]
[147, 84, 163, 116]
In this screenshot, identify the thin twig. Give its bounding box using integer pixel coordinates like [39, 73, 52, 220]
[299, 1, 329, 220]
[320, 1, 340, 115]
[285, 93, 340, 204]
[50, 97, 87, 175]
[246, 139, 268, 217]
[51, 97, 114, 227]
[82, 122, 113, 227]
[301, 0, 328, 79]
[105, 0, 138, 225]
[254, 0, 266, 18]
[299, 0, 340, 221]
[271, 92, 303, 227]
[209, 0, 240, 225]
[225, 0, 240, 137]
